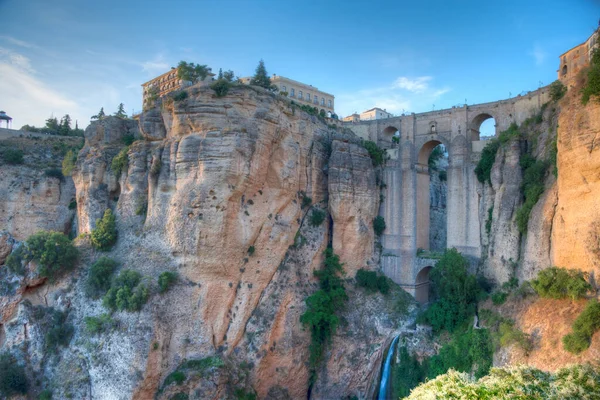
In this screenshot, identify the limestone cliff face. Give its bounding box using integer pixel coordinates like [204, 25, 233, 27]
[14, 85, 394, 399]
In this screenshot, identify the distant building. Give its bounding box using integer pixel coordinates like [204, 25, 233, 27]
[558, 27, 599, 84]
[141, 68, 214, 109]
[241, 74, 335, 112]
[359, 107, 393, 121]
[342, 113, 360, 123]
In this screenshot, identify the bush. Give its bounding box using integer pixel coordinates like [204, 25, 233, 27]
[2, 148, 24, 164]
[363, 141, 386, 166]
[6, 245, 26, 275]
[491, 291, 508, 305]
[549, 80, 567, 102]
[211, 79, 231, 97]
[86, 257, 117, 298]
[301, 193, 312, 209]
[44, 168, 64, 180]
[44, 309, 73, 353]
[26, 231, 78, 280]
[248, 246, 255, 256]
[84, 313, 116, 335]
[424, 249, 481, 333]
[300, 249, 347, 381]
[373, 216, 386, 236]
[582, 49, 600, 105]
[103, 270, 149, 312]
[62, 149, 77, 176]
[0, 352, 28, 396]
[164, 370, 186, 386]
[158, 271, 178, 293]
[91, 209, 118, 250]
[135, 201, 148, 216]
[172, 90, 188, 102]
[38, 389, 52, 400]
[111, 146, 129, 178]
[474, 139, 500, 184]
[563, 299, 600, 354]
[122, 133, 135, 145]
[310, 209, 326, 226]
[485, 206, 493, 235]
[438, 170, 447, 181]
[531, 267, 591, 300]
[355, 269, 389, 294]
[515, 155, 548, 234]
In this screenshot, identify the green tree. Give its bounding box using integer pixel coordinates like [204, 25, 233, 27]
[373, 216, 386, 235]
[2, 148, 24, 164]
[0, 352, 28, 397]
[177, 61, 210, 83]
[26, 231, 79, 280]
[223, 70, 235, 82]
[249, 59, 275, 90]
[114, 103, 127, 118]
[91, 209, 118, 250]
[62, 149, 77, 176]
[549, 80, 567, 102]
[158, 271, 178, 293]
[44, 116, 59, 134]
[424, 248, 481, 333]
[86, 256, 118, 298]
[582, 49, 600, 105]
[59, 114, 72, 136]
[103, 270, 149, 312]
[91, 107, 105, 120]
[531, 267, 591, 300]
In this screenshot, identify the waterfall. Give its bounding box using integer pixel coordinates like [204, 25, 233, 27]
[378, 335, 399, 400]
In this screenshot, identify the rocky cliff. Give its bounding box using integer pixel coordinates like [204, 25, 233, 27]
[0, 85, 411, 399]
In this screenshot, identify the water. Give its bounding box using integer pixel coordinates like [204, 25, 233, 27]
[378, 335, 399, 400]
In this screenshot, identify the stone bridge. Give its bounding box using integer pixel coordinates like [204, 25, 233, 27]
[345, 87, 550, 302]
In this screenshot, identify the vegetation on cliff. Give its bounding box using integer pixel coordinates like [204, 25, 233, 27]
[531, 267, 592, 300]
[581, 49, 600, 105]
[91, 209, 118, 250]
[300, 248, 347, 382]
[0, 352, 28, 397]
[406, 364, 600, 399]
[103, 269, 149, 312]
[563, 299, 600, 354]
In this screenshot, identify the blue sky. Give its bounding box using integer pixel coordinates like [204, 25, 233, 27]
[0, 0, 598, 133]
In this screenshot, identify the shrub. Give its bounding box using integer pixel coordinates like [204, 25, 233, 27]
[515, 155, 549, 234]
[86, 256, 118, 297]
[491, 291, 508, 305]
[26, 231, 78, 280]
[485, 206, 493, 235]
[6, 245, 26, 275]
[474, 139, 500, 184]
[135, 201, 148, 216]
[0, 352, 28, 396]
[438, 170, 447, 181]
[531, 267, 591, 300]
[301, 193, 312, 209]
[355, 269, 390, 294]
[111, 146, 129, 178]
[363, 140, 386, 166]
[91, 209, 118, 250]
[563, 299, 600, 354]
[211, 79, 231, 97]
[172, 90, 188, 102]
[103, 270, 149, 312]
[122, 133, 135, 145]
[84, 313, 115, 334]
[2, 148, 24, 164]
[68, 199, 77, 210]
[373, 216, 386, 235]
[582, 49, 600, 105]
[158, 271, 178, 293]
[44, 309, 73, 352]
[248, 246, 255, 256]
[62, 149, 77, 176]
[170, 393, 189, 400]
[38, 389, 53, 400]
[300, 249, 347, 381]
[310, 209, 326, 226]
[549, 80, 567, 102]
[164, 370, 186, 386]
[44, 168, 64, 180]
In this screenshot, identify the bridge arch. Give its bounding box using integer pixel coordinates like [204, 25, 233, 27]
[415, 266, 433, 304]
[416, 139, 447, 251]
[469, 113, 497, 140]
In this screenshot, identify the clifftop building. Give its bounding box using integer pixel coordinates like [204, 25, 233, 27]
[241, 74, 335, 113]
[558, 26, 599, 84]
[141, 68, 214, 109]
[343, 107, 393, 122]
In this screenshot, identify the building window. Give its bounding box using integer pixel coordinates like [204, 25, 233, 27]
[314, 96, 318, 104]
[321, 98, 325, 106]
[431, 124, 436, 132]
[290, 88, 295, 97]
[328, 100, 332, 108]
[282, 85, 287, 92]
[298, 90, 303, 99]
[306, 93, 311, 101]
[562, 65, 568, 76]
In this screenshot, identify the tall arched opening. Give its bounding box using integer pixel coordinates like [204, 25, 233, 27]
[382, 126, 400, 146]
[416, 140, 447, 252]
[415, 266, 433, 304]
[470, 113, 497, 141]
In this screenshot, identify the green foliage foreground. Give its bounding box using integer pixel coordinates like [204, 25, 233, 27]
[531, 267, 592, 300]
[103, 270, 149, 312]
[91, 209, 118, 250]
[405, 364, 600, 400]
[563, 299, 600, 354]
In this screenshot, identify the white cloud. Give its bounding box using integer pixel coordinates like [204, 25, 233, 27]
[392, 76, 432, 93]
[530, 45, 546, 66]
[0, 35, 38, 49]
[336, 77, 451, 118]
[141, 54, 170, 75]
[0, 63, 79, 127]
[0, 47, 35, 73]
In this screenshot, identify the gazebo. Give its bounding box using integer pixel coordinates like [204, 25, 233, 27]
[0, 111, 12, 128]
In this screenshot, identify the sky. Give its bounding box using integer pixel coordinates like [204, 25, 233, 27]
[0, 0, 598, 135]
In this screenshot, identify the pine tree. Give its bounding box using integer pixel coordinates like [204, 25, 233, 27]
[223, 70, 235, 82]
[114, 103, 127, 118]
[92, 107, 106, 120]
[250, 60, 274, 89]
[59, 114, 72, 135]
[218, 68, 223, 80]
[44, 116, 59, 134]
